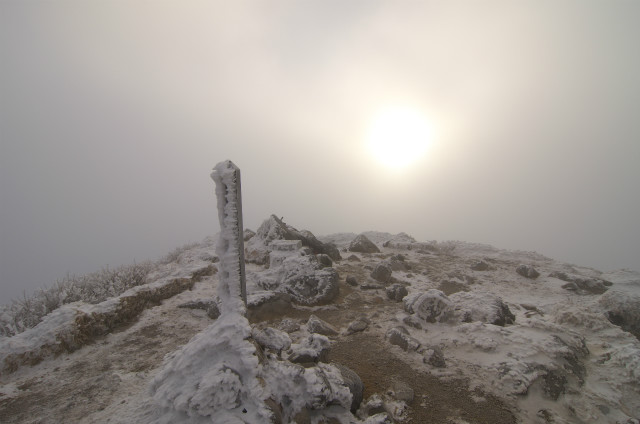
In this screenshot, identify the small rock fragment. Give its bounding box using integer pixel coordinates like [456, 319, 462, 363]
[386, 326, 421, 351]
[361, 283, 385, 290]
[386, 284, 408, 302]
[347, 319, 369, 335]
[387, 381, 414, 403]
[402, 315, 423, 330]
[421, 346, 445, 368]
[516, 264, 540, 279]
[307, 314, 339, 336]
[471, 260, 490, 271]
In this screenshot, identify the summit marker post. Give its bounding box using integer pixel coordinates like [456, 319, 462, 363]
[211, 160, 247, 314]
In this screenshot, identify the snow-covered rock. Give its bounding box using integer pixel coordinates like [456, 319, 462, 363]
[386, 326, 420, 352]
[470, 260, 490, 271]
[550, 271, 611, 294]
[381, 232, 417, 250]
[386, 284, 408, 302]
[403, 289, 454, 323]
[245, 215, 341, 266]
[516, 264, 540, 279]
[449, 291, 515, 326]
[599, 290, 640, 340]
[421, 345, 445, 368]
[150, 313, 272, 423]
[334, 363, 364, 413]
[252, 326, 292, 353]
[348, 234, 380, 253]
[346, 318, 369, 335]
[288, 334, 331, 365]
[280, 257, 339, 305]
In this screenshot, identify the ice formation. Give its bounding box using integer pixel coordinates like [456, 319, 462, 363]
[210, 160, 247, 314]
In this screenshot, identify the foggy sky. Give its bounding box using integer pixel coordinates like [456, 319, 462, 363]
[2, 0, 639, 303]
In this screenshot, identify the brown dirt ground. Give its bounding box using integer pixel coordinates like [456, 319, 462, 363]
[330, 332, 517, 424]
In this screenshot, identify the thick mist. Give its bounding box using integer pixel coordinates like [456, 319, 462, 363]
[2, 0, 639, 302]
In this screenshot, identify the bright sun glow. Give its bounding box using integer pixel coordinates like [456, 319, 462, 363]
[366, 106, 433, 171]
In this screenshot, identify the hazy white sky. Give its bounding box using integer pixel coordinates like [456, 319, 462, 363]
[1, 0, 639, 302]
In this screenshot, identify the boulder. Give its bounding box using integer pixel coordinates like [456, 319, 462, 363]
[317, 254, 333, 268]
[403, 290, 454, 323]
[599, 290, 640, 341]
[382, 232, 417, 249]
[307, 315, 339, 336]
[247, 291, 292, 322]
[347, 255, 361, 262]
[245, 215, 342, 265]
[346, 275, 358, 286]
[516, 264, 540, 279]
[271, 240, 302, 252]
[371, 263, 392, 284]
[280, 256, 340, 305]
[449, 291, 515, 326]
[550, 271, 611, 295]
[281, 269, 339, 305]
[386, 284, 408, 302]
[348, 234, 380, 254]
[386, 326, 420, 352]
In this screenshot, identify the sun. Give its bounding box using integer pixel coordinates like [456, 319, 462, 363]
[366, 106, 433, 171]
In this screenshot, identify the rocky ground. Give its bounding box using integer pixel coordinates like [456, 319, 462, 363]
[1, 216, 639, 423]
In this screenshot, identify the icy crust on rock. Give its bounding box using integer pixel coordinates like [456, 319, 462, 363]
[245, 215, 341, 266]
[211, 161, 246, 315]
[445, 322, 589, 395]
[449, 291, 515, 326]
[263, 361, 353, 421]
[403, 289, 515, 326]
[150, 312, 271, 423]
[248, 253, 339, 306]
[403, 289, 454, 323]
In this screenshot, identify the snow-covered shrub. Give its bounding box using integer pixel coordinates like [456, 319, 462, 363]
[435, 240, 457, 255]
[0, 261, 156, 337]
[158, 241, 201, 264]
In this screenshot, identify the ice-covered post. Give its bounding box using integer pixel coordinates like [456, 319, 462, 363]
[211, 160, 247, 315]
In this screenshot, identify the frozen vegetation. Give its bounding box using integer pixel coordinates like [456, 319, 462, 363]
[1, 214, 639, 423]
[0, 261, 156, 337]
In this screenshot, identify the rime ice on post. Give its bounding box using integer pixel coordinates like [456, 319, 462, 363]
[211, 160, 247, 315]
